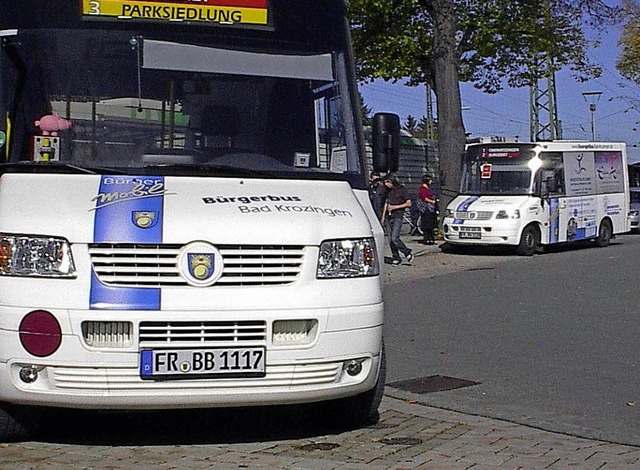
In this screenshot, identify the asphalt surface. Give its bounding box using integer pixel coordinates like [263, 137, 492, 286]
[1, 234, 639, 469]
[383, 235, 640, 448]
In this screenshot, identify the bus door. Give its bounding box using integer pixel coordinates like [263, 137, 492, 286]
[540, 151, 592, 243]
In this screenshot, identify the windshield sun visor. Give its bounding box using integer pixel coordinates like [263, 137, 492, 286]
[143, 40, 334, 81]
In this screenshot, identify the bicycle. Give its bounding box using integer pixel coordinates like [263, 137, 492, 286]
[402, 205, 423, 236]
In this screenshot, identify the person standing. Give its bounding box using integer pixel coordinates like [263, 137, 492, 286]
[369, 170, 386, 221]
[418, 175, 437, 244]
[382, 174, 414, 265]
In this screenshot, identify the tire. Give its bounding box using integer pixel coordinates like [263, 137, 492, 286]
[595, 219, 613, 247]
[0, 404, 38, 442]
[335, 342, 386, 427]
[516, 224, 540, 256]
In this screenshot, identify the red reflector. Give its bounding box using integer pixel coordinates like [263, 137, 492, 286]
[19, 310, 62, 357]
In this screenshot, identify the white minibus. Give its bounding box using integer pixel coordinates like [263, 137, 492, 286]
[443, 141, 630, 255]
[0, 0, 400, 440]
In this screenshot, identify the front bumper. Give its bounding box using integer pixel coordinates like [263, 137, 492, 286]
[0, 304, 383, 409]
[442, 219, 521, 246]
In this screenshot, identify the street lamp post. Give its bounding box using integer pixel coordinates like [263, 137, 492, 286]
[582, 91, 602, 141]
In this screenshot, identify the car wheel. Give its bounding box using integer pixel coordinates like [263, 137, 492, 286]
[595, 219, 612, 247]
[516, 224, 540, 256]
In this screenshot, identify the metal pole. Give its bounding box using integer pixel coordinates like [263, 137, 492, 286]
[582, 91, 602, 142]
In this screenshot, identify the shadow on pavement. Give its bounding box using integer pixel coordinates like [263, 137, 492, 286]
[439, 239, 623, 257]
[38, 403, 369, 446]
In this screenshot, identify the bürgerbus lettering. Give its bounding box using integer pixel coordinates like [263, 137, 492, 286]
[121, 5, 243, 23]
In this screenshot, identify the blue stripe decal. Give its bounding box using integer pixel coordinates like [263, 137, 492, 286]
[453, 196, 479, 224]
[549, 198, 559, 243]
[90, 175, 164, 310]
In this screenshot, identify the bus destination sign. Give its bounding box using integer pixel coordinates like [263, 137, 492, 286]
[81, 0, 269, 27]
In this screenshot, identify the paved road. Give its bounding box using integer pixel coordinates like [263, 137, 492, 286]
[384, 234, 640, 447]
[1, 235, 639, 469]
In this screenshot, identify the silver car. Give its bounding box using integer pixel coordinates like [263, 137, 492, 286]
[629, 188, 640, 232]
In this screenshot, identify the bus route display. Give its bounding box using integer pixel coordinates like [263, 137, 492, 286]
[81, 0, 269, 27]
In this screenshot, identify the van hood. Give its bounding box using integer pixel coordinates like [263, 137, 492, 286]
[448, 194, 532, 213]
[0, 174, 372, 244]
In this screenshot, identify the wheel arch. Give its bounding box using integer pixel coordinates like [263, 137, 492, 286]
[520, 221, 544, 243]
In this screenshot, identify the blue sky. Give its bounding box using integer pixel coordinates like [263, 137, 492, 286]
[359, 13, 640, 164]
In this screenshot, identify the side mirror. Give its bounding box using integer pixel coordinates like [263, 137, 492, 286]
[372, 113, 400, 173]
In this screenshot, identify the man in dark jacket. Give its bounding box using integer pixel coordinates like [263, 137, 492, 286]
[382, 174, 414, 265]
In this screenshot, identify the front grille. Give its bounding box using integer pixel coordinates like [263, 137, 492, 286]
[139, 321, 267, 347]
[454, 211, 493, 220]
[50, 361, 343, 392]
[88, 244, 305, 287]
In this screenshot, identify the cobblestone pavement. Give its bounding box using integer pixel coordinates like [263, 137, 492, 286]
[1, 394, 639, 469]
[1, 235, 638, 469]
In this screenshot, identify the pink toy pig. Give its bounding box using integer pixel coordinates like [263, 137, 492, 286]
[35, 113, 73, 136]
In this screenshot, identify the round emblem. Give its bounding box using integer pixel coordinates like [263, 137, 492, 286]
[177, 242, 224, 287]
[133, 211, 157, 229]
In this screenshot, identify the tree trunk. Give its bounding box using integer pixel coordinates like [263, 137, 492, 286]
[430, 0, 466, 214]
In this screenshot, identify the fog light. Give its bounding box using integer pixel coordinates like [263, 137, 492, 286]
[19, 365, 40, 384]
[345, 360, 364, 377]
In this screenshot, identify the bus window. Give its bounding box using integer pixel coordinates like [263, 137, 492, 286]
[538, 152, 565, 196]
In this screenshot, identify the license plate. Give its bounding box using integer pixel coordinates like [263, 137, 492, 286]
[140, 347, 266, 380]
[459, 231, 481, 239]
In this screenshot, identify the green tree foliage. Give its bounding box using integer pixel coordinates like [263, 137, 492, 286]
[349, 0, 621, 205]
[403, 115, 419, 134]
[350, 0, 620, 93]
[359, 91, 374, 127]
[618, 0, 640, 84]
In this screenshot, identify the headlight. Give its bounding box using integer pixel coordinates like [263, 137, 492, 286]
[446, 208, 455, 217]
[0, 235, 76, 277]
[317, 238, 379, 278]
[496, 209, 520, 219]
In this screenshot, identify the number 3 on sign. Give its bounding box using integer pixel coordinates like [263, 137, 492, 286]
[88, 1, 101, 15]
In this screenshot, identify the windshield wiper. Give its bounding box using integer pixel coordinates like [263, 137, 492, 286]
[0, 162, 98, 174]
[141, 163, 277, 178]
[0, 162, 139, 175]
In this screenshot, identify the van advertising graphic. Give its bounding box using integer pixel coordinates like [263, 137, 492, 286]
[595, 151, 624, 194]
[90, 175, 165, 310]
[202, 194, 354, 218]
[564, 151, 625, 197]
[564, 151, 595, 197]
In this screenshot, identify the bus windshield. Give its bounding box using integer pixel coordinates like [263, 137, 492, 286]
[461, 144, 536, 195]
[1, 28, 363, 182]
